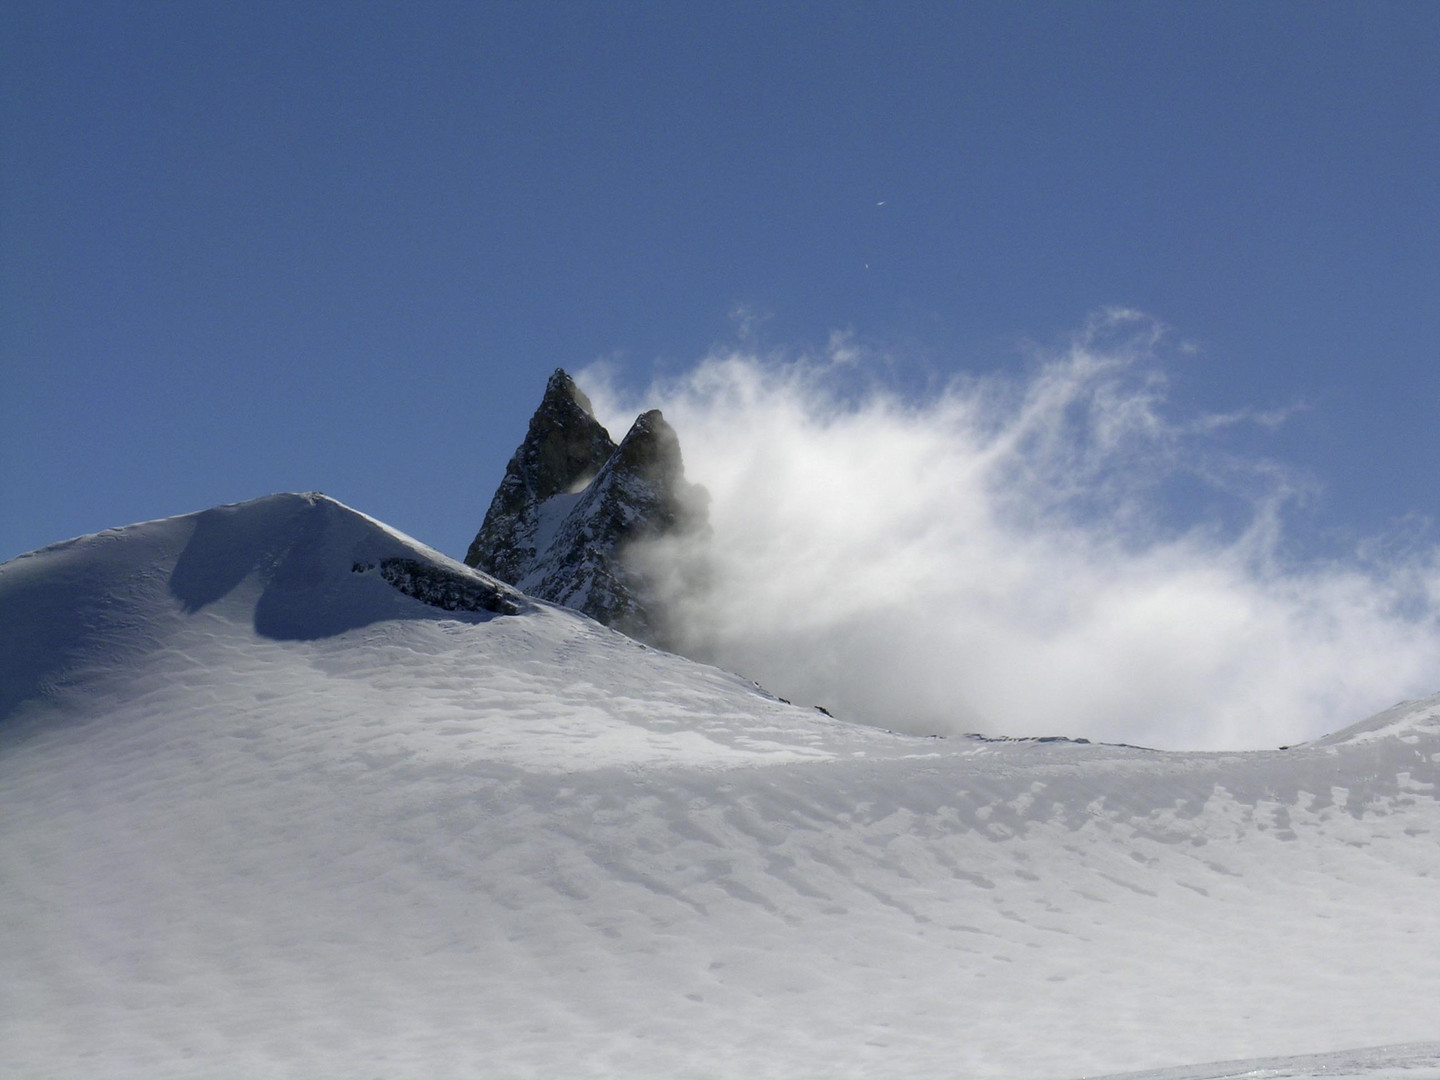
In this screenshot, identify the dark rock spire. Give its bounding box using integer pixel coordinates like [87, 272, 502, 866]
[465, 371, 707, 643]
[464, 370, 615, 582]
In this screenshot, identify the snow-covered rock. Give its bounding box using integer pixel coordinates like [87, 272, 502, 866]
[2, 495, 1440, 1079]
[465, 369, 706, 642]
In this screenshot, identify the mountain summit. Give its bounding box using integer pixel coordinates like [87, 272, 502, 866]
[463, 371, 616, 582]
[465, 370, 706, 642]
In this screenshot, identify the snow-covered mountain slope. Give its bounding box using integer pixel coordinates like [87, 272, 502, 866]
[2, 493, 1439, 1079]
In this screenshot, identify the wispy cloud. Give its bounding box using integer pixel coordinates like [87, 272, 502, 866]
[582, 311, 1440, 751]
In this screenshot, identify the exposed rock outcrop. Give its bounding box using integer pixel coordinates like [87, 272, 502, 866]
[351, 557, 521, 616]
[465, 370, 707, 642]
[464, 371, 616, 581]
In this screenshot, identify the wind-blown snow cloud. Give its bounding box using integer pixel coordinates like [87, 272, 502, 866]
[582, 311, 1440, 751]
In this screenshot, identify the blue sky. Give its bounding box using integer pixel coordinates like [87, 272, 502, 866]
[3, 1, 1437, 566]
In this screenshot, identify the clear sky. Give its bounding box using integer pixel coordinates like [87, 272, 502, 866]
[3, 0, 1435, 563]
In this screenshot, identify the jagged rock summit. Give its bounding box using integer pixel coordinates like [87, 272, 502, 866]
[465, 369, 706, 642]
[463, 371, 616, 583]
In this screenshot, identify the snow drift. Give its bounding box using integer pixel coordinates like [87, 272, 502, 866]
[2, 493, 1439, 1078]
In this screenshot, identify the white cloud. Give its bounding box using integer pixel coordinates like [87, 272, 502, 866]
[581, 311, 1440, 751]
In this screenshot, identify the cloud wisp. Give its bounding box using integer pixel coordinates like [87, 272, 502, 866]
[583, 311, 1440, 751]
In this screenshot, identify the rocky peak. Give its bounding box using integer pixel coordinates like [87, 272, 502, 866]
[613, 409, 680, 477]
[465, 373, 707, 643]
[463, 370, 615, 582]
[518, 370, 617, 501]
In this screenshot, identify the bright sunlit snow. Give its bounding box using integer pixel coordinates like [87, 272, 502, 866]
[2, 493, 1438, 1078]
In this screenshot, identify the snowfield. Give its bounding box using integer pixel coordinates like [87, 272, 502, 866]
[2, 493, 1438, 1079]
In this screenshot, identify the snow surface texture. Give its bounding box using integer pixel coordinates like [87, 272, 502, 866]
[2, 493, 1439, 1079]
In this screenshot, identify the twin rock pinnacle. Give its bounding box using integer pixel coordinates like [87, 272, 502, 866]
[464, 370, 707, 644]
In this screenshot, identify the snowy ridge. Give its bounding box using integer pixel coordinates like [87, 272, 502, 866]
[2, 495, 1439, 1078]
[1087, 1041, 1440, 1080]
[1309, 694, 1440, 748]
[0, 493, 525, 720]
